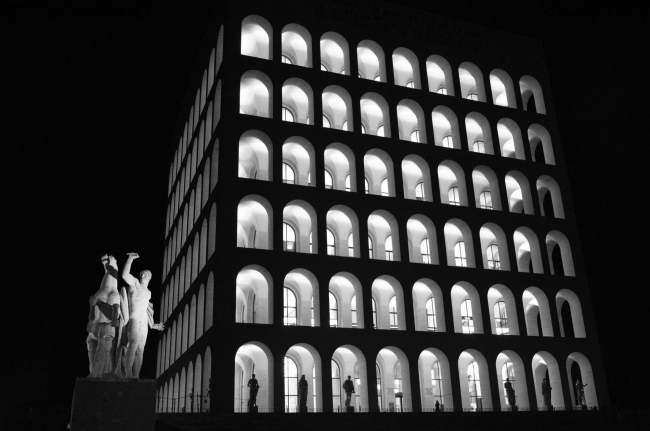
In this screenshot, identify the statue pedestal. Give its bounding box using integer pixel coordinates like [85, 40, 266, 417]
[299, 406, 308, 413]
[346, 406, 354, 413]
[248, 406, 258, 413]
[70, 377, 156, 431]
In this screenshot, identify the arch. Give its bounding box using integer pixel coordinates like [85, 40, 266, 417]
[532, 351, 564, 409]
[392, 48, 421, 89]
[205, 274, 214, 330]
[402, 155, 433, 202]
[189, 296, 197, 346]
[372, 276, 405, 330]
[397, 100, 427, 143]
[438, 160, 468, 206]
[495, 351, 529, 409]
[320, 32, 349, 74]
[357, 40, 386, 82]
[241, 15, 272, 60]
[472, 166, 502, 210]
[458, 349, 492, 410]
[197, 284, 205, 339]
[368, 210, 400, 261]
[332, 346, 369, 411]
[194, 355, 203, 412]
[466, 112, 495, 154]
[487, 284, 519, 335]
[566, 353, 598, 408]
[444, 219, 476, 267]
[489, 69, 517, 108]
[284, 269, 320, 327]
[186, 361, 195, 412]
[329, 272, 364, 329]
[546, 231, 576, 276]
[282, 78, 313, 124]
[360, 93, 391, 137]
[179, 368, 187, 411]
[431, 106, 461, 150]
[458, 62, 486, 102]
[513, 227, 544, 274]
[324, 143, 356, 192]
[214, 81, 222, 129]
[322, 85, 353, 131]
[327, 205, 360, 258]
[413, 279, 445, 332]
[505, 171, 534, 214]
[235, 342, 274, 411]
[537, 175, 565, 218]
[282, 136, 315, 187]
[528, 124, 556, 165]
[418, 348, 453, 411]
[497, 119, 525, 160]
[364, 149, 395, 197]
[523, 287, 553, 337]
[426, 55, 454, 96]
[283, 200, 317, 254]
[236, 265, 273, 325]
[376, 347, 413, 411]
[281, 24, 312, 67]
[208, 204, 217, 258]
[202, 348, 211, 412]
[285, 343, 323, 411]
[237, 194, 273, 250]
[556, 289, 586, 338]
[216, 25, 224, 73]
[407, 215, 439, 265]
[451, 282, 483, 334]
[520, 75, 546, 114]
[479, 223, 511, 270]
[240, 71, 272, 118]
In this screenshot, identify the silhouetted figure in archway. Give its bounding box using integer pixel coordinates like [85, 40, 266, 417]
[575, 379, 587, 407]
[504, 378, 516, 410]
[298, 375, 308, 412]
[248, 374, 259, 407]
[343, 375, 355, 408]
[542, 377, 552, 410]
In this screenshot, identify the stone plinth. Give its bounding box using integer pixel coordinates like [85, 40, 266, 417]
[70, 377, 156, 431]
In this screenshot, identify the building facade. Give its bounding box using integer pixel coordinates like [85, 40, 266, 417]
[155, 0, 608, 414]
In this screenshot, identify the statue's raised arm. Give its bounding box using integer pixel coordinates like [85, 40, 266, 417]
[121, 252, 139, 287]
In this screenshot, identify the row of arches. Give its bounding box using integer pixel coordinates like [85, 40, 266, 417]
[237, 196, 575, 275]
[240, 132, 563, 216]
[234, 265, 585, 338]
[241, 16, 546, 113]
[240, 73, 555, 163]
[158, 348, 212, 413]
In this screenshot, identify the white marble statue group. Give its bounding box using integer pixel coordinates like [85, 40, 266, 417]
[87, 253, 164, 379]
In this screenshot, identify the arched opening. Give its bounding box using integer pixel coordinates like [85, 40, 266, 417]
[556, 289, 586, 338]
[495, 351, 529, 410]
[528, 124, 556, 165]
[360, 92, 391, 137]
[281, 24, 312, 67]
[284, 269, 320, 327]
[235, 342, 274, 412]
[458, 350, 492, 410]
[320, 32, 349, 74]
[472, 166, 502, 210]
[546, 230, 576, 276]
[418, 349, 453, 411]
[519, 75, 546, 114]
[329, 272, 364, 329]
[426, 55, 454, 95]
[282, 79, 313, 124]
[479, 223, 511, 270]
[487, 284, 519, 335]
[438, 160, 468, 206]
[240, 71, 273, 118]
[537, 175, 565, 218]
[327, 205, 360, 257]
[505, 171, 534, 214]
[202, 348, 211, 412]
[357, 40, 386, 82]
[513, 227, 544, 273]
[364, 149, 395, 197]
[431, 106, 461, 149]
[407, 215, 439, 265]
[497, 119, 525, 160]
[322, 85, 353, 131]
[376, 347, 412, 411]
[282, 137, 315, 187]
[239, 130, 272, 181]
[458, 62, 486, 102]
[241, 15, 272, 60]
[285, 344, 322, 412]
[324, 143, 356, 192]
[444, 219, 476, 268]
[372, 276, 405, 330]
[402, 155, 433, 202]
[283, 200, 318, 254]
[466, 112, 495, 155]
[532, 352, 564, 409]
[397, 100, 427, 143]
[392, 48, 421, 89]
[368, 210, 400, 261]
[523, 287, 553, 337]
[489, 69, 517, 108]
[332, 346, 368, 412]
[566, 353, 598, 409]
[237, 195, 273, 250]
[451, 282, 483, 334]
[235, 265, 273, 324]
[413, 279, 445, 332]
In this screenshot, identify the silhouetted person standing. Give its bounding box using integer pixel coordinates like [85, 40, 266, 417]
[189, 388, 194, 413]
[343, 376, 355, 408]
[504, 378, 516, 410]
[248, 374, 260, 407]
[298, 375, 308, 411]
[542, 377, 552, 410]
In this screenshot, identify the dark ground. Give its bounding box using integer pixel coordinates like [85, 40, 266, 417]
[1, 0, 647, 429]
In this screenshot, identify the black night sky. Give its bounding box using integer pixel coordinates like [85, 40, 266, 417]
[2, 0, 647, 428]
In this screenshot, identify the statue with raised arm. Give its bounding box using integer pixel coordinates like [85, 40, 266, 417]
[116, 252, 164, 378]
[542, 377, 552, 410]
[87, 255, 122, 378]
